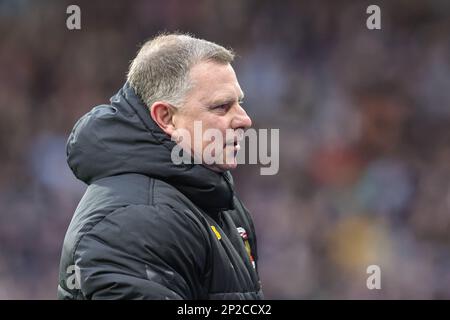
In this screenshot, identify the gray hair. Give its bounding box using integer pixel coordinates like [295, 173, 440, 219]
[127, 33, 235, 108]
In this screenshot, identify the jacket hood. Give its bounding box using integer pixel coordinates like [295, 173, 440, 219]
[67, 82, 235, 212]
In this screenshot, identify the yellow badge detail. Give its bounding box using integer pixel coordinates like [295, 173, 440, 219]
[211, 226, 221, 240]
[244, 240, 252, 258]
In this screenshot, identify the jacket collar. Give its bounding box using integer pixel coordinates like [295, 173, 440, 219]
[67, 82, 235, 213]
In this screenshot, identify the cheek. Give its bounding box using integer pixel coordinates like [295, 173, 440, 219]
[202, 124, 227, 147]
[180, 112, 231, 147]
[202, 116, 230, 134]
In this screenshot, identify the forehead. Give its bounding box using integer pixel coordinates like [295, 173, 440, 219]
[187, 61, 244, 104]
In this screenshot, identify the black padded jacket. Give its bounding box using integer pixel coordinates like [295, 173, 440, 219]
[57, 83, 263, 300]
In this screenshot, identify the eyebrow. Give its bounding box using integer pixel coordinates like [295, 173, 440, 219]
[209, 92, 245, 106]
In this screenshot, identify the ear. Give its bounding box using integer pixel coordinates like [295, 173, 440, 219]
[149, 102, 176, 137]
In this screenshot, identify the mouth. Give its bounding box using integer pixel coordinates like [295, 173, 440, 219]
[224, 140, 240, 151]
[224, 132, 243, 147]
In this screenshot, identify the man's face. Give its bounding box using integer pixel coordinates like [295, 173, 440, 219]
[172, 61, 252, 172]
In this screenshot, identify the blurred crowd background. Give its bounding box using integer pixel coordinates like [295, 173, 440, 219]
[1, 0, 449, 299]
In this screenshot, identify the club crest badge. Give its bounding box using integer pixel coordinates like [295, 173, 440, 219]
[237, 227, 255, 269]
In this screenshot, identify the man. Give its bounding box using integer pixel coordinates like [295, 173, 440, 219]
[58, 33, 263, 299]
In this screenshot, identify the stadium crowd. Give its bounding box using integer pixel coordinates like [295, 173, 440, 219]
[0, 0, 449, 298]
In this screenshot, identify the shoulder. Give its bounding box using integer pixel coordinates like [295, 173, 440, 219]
[84, 202, 207, 245]
[71, 173, 211, 264]
[74, 202, 211, 278]
[76, 182, 210, 252]
[60, 199, 208, 299]
[70, 203, 210, 300]
[89, 173, 199, 211]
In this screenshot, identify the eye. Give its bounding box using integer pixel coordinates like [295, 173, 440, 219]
[211, 103, 230, 111]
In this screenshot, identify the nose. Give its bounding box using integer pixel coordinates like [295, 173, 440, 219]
[231, 103, 252, 130]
